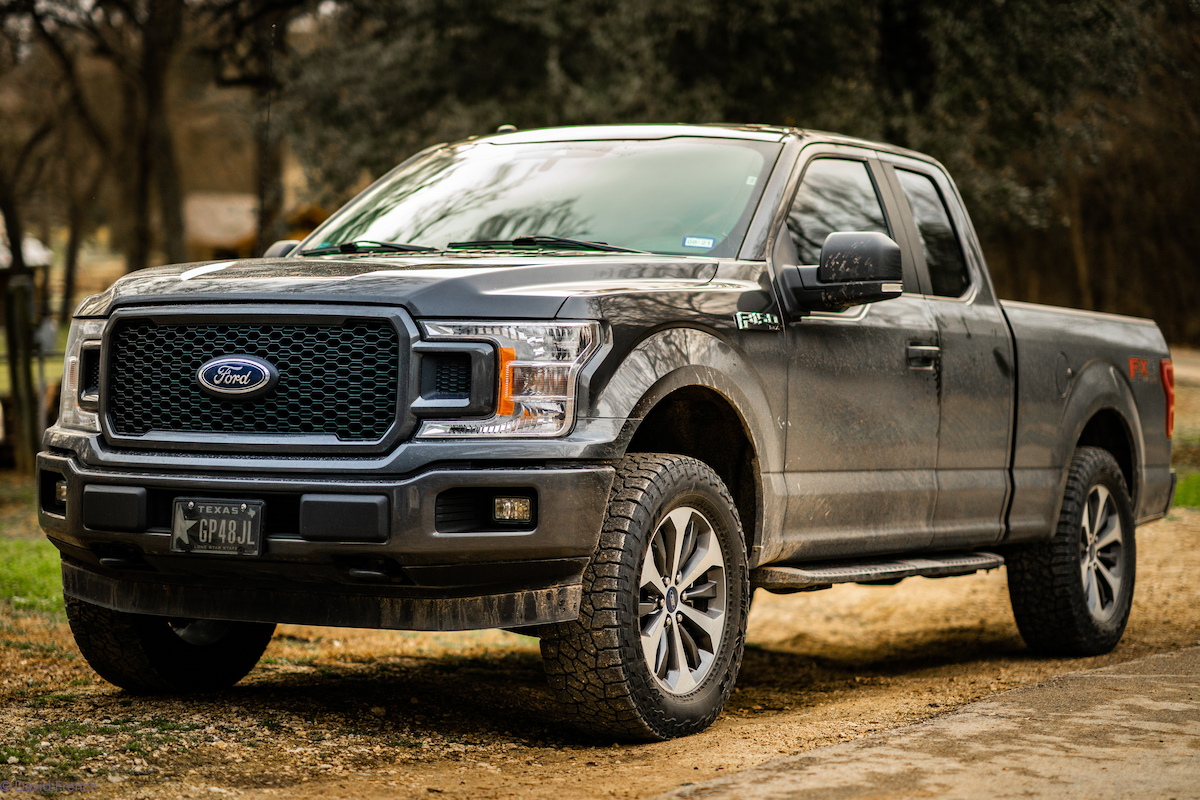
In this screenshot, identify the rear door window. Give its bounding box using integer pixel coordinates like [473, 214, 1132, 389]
[895, 169, 970, 297]
[786, 159, 890, 265]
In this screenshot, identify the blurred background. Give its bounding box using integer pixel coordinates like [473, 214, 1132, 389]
[0, 0, 1198, 479]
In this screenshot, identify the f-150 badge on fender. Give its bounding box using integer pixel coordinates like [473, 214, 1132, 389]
[734, 311, 782, 331]
[196, 355, 279, 400]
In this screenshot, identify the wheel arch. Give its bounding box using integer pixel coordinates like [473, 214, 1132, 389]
[590, 327, 784, 566]
[1060, 360, 1146, 512]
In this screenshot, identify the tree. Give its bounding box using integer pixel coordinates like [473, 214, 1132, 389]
[0, 11, 63, 473]
[194, 0, 316, 254]
[284, 0, 1146, 229]
[32, 0, 187, 273]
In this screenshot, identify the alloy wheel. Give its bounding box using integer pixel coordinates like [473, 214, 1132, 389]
[638, 506, 728, 695]
[1079, 484, 1125, 622]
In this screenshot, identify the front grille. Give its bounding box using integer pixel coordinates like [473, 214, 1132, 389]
[434, 355, 472, 397]
[107, 318, 400, 441]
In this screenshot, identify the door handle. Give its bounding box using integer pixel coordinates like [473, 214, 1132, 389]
[906, 343, 941, 368]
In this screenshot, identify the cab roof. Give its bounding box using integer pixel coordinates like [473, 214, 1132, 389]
[472, 122, 935, 164]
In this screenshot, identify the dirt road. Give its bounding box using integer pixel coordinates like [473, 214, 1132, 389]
[2, 505, 1198, 799]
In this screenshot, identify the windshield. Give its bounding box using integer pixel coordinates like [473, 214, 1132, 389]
[302, 137, 781, 258]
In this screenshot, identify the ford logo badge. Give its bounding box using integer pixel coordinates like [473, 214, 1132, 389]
[196, 356, 278, 400]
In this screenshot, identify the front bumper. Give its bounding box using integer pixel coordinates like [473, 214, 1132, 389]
[37, 451, 613, 630]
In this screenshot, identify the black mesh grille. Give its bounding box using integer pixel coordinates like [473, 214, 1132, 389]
[106, 319, 400, 441]
[434, 355, 471, 397]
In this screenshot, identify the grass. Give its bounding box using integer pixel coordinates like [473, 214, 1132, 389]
[1175, 471, 1200, 509]
[0, 537, 64, 616]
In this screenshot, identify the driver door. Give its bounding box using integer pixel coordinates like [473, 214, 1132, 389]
[774, 148, 940, 561]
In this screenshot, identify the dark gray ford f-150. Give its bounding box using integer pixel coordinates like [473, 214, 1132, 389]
[38, 124, 1177, 740]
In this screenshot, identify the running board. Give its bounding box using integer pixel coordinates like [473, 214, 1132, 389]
[753, 552, 1004, 593]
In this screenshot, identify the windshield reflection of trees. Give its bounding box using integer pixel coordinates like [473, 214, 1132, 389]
[471, 201, 587, 241]
[317, 148, 592, 246]
[786, 178, 888, 264]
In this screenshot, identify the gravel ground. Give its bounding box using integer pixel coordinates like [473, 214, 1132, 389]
[1, 368, 1196, 799]
[1, 507, 1198, 799]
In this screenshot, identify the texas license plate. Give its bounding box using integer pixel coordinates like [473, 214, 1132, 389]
[171, 498, 264, 556]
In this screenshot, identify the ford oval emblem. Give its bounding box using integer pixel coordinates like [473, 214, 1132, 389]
[196, 356, 278, 400]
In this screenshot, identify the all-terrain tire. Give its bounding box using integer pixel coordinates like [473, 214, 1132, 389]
[1006, 446, 1136, 656]
[539, 454, 750, 741]
[66, 594, 276, 693]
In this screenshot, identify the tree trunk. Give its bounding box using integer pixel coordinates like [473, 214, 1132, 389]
[1, 194, 40, 474]
[124, 77, 152, 274]
[145, 0, 186, 266]
[1064, 174, 1093, 311]
[255, 101, 285, 256]
[59, 201, 84, 326]
[150, 112, 186, 264]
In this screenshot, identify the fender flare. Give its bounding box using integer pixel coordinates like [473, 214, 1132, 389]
[586, 327, 786, 563]
[1053, 359, 1145, 514]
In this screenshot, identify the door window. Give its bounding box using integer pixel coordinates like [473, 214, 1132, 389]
[895, 169, 970, 297]
[786, 159, 890, 265]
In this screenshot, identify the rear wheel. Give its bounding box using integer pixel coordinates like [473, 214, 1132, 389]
[1006, 446, 1136, 656]
[66, 595, 275, 693]
[540, 453, 749, 741]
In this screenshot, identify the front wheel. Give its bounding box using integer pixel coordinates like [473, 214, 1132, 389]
[66, 595, 276, 693]
[540, 454, 749, 741]
[1006, 446, 1136, 656]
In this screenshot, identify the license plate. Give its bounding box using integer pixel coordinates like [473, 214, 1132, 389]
[171, 498, 264, 556]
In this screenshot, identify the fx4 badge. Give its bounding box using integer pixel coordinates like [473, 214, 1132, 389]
[734, 311, 781, 331]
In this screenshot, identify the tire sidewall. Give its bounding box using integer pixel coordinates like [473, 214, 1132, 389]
[618, 470, 749, 736]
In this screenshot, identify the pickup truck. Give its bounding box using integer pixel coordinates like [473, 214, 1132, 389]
[38, 124, 1177, 741]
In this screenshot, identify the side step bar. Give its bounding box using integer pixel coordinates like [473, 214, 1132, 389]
[753, 552, 1004, 593]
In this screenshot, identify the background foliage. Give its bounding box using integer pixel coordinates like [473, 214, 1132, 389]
[0, 0, 1198, 472]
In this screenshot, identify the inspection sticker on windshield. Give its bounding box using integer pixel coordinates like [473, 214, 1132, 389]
[683, 236, 715, 249]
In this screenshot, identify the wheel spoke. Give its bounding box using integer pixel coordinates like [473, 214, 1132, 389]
[680, 540, 723, 591]
[641, 610, 667, 675]
[1095, 515, 1122, 551]
[1080, 498, 1093, 541]
[641, 552, 666, 597]
[1095, 560, 1121, 602]
[683, 580, 718, 601]
[1084, 565, 1101, 613]
[678, 620, 701, 667]
[679, 603, 723, 641]
[664, 508, 693, 579]
[667, 624, 697, 694]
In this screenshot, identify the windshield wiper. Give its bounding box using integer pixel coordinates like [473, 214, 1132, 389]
[299, 240, 438, 256]
[446, 235, 646, 254]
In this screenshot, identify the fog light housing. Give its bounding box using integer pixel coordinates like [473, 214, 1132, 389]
[493, 496, 532, 523]
[55, 481, 68, 505]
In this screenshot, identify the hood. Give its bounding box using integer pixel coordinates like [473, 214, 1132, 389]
[74, 253, 720, 319]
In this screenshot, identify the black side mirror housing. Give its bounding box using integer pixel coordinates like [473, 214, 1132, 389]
[778, 231, 904, 312]
[263, 239, 301, 258]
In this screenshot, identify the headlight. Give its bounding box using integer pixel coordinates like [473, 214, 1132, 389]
[416, 321, 602, 438]
[58, 318, 105, 433]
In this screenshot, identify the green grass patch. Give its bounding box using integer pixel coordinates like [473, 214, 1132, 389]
[0, 537, 63, 616]
[1174, 471, 1200, 508]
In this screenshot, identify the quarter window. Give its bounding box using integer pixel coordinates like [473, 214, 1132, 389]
[786, 159, 890, 265]
[895, 169, 970, 297]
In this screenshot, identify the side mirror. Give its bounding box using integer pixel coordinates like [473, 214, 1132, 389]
[263, 239, 300, 258]
[778, 231, 904, 312]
